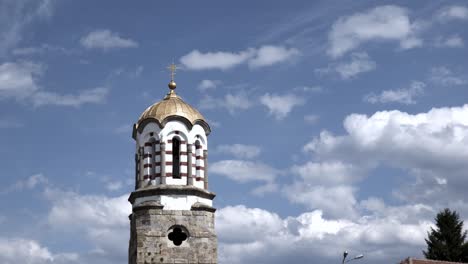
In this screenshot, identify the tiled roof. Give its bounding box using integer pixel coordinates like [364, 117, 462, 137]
[400, 258, 468, 264]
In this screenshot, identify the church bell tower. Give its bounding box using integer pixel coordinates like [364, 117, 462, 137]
[128, 65, 217, 264]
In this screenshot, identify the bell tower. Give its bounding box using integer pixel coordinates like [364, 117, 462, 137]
[128, 64, 217, 264]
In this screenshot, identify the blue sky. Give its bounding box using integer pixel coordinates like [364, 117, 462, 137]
[1, 0, 468, 263]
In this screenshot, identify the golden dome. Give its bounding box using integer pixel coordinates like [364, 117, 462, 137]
[133, 89, 210, 137]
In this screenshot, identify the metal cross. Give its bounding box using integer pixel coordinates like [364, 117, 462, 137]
[167, 62, 177, 81]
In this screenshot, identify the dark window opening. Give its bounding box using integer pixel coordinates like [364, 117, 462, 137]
[168, 227, 187, 246]
[172, 138, 181, 178]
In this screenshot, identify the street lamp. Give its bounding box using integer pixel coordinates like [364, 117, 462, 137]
[342, 251, 364, 263]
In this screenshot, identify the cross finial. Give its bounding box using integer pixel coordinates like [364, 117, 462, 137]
[167, 61, 177, 92]
[167, 62, 177, 81]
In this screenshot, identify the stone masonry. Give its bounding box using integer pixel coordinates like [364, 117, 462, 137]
[128, 200, 217, 264]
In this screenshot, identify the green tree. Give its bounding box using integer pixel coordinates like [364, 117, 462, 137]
[423, 208, 468, 262]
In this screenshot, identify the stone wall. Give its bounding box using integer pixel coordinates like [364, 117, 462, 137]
[129, 204, 217, 264]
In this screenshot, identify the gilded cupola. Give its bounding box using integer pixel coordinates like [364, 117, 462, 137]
[132, 68, 210, 139]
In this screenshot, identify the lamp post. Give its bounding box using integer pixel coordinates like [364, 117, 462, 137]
[342, 251, 364, 264]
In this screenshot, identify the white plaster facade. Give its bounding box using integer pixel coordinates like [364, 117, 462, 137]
[133, 194, 213, 210]
[134, 119, 209, 193]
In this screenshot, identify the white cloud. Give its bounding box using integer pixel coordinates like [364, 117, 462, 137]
[217, 204, 433, 264]
[223, 93, 253, 112]
[0, 61, 42, 99]
[437, 5, 468, 22]
[250, 182, 279, 196]
[45, 189, 131, 260]
[0, 237, 78, 264]
[211, 160, 279, 184]
[0, 238, 53, 263]
[180, 49, 254, 70]
[80, 29, 138, 50]
[216, 144, 261, 159]
[0, 0, 54, 56]
[46, 189, 130, 229]
[335, 52, 376, 79]
[292, 161, 362, 186]
[399, 36, 423, 50]
[429, 66, 467, 86]
[307, 105, 468, 204]
[434, 35, 464, 48]
[0, 61, 109, 107]
[217, 205, 284, 244]
[1, 173, 48, 194]
[364, 81, 425, 104]
[198, 79, 221, 91]
[198, 92, 253, 114]
[327, 5, 420, 57]
[260, 93, 305, 120]
[31, 87, 109, 107]
[248, 45, 299, 69]
[284, 160, 367, 218]
[286, 184, 358, 218]
[180, 45, 299, 70]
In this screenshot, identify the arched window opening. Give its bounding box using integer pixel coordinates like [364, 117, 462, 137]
[195, 140, 202, 180]
[172, 137, 181, 178]
[148, 138, 156, 180]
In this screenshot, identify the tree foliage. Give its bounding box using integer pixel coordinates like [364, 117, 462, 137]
[423, 208, 468, 262]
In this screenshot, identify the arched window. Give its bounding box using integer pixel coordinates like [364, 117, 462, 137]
[195, 140, 202, 180]
[172, 137, 181, 178]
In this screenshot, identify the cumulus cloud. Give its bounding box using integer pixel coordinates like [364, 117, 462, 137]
[429, 66, 467, 86]
[335, 52, 376, 79]
[437, 5, 468, 22]
[286, 161, 366, 219]
[0, 61, 108, 107]
[198, 92, 253, 114]
[45, 188, 131, 260]
[0, 238, 78, 264]
[286, 184, 358, 218]
[216, 144, 261, 159]
[292, 161, 363, 186]
[80, 29, 138, 50]
[217, 205, 433, 264]
[46, 189, 130, 230]
[217, 205, 284, 244]
[180, 45, 299, 70]
[260, 93, 305, 120]
[306, 105, 468, 204]
[327, 5, 420, 57]
[364, 81, 425, 104]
